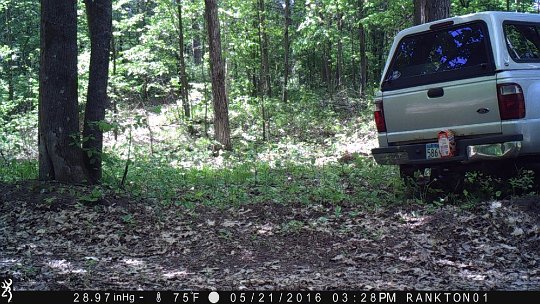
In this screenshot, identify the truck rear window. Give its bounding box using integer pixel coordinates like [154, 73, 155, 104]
[504, 22, 540, 62]
[382, 21, 494, 91]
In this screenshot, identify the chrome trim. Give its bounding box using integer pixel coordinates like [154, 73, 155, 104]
[467, 141, 521, 161]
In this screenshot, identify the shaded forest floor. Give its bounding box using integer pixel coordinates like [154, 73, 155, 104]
[1, 181, 539, 290]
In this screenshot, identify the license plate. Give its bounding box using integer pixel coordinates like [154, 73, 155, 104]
[426, 143, 441, 159]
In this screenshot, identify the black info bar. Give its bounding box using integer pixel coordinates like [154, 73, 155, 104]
[0, 291, 538, 304]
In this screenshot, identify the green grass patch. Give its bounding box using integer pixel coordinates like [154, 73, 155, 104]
[100, 153, 404, 209]
[0, 160, 38, 182]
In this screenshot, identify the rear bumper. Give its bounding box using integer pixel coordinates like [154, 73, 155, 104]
[371, 134, 523, 165]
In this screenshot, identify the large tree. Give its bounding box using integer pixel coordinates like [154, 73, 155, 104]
[257, 0, 271, 97]
[82, 0, 113, 184]
[3, 4, 14, 102]
[414, 0, 450, 25]
[426, 0, 450, 22]
[282, 0, 291, 103]
[204, 0, 232, 150]
[358, 0, 367, 97]
[39, 0, 88, 182]
[177, 0, 191, 119]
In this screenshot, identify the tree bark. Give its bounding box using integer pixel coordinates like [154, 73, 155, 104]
[336, 11, 344, 90]
[256, 0, 268, 141]
[111, 23, 118, 141]
[370, 28, 385, 85]
[426, 0, 450, 22]
[414, 0, 426, 25]
[82, 0, 112, 184]
[191, 28, 202, 65]
[177, 0, 191, 119]
[378, 31, 386, 81]
[358, 0, 367, 97]
[111, 26, 117, 76]
[39, 0, 89, 183]
[5, 6, 14, 102]
[257, 0, 272, 97]
[323, 43, 333, 93]
[415, 0, 450, 25]
[282, 0, 291, 103]
[204, 0, 232, 150]
[192, 7, 202, 65]
[351, 29, 356, 92]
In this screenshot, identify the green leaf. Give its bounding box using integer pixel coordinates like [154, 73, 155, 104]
[97, 121, 114, 133]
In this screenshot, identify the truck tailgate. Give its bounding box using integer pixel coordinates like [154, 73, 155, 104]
[383, 76, 501, 144]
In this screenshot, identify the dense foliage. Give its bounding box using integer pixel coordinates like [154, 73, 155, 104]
[1, 0, 540, 200]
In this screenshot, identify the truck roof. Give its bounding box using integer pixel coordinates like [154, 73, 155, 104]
[397, 11, 540, 37]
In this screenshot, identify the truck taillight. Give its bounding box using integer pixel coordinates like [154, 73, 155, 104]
[374, 100, 387, 133]
[497, 83, 525, 120]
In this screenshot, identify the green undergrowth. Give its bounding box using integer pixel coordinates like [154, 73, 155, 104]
[3, 87, 535, 210]
[2, 153, 537, 211]
[404, 167, 538, 211]
[0, 89, 407, 209]
[0, 159, 38, 182]
[107, 155, 402, 208]
[0, 154, 403, 209]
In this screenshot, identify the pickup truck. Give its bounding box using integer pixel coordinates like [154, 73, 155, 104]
[371, 11, 540, 185]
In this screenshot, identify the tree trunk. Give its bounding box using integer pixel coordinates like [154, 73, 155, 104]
[282, 0, 291, 103]
[4, 6, 14, 102]
[415, 0, 450, 25]
[82, 0, 112, 184]
[351, 30, 356, 92]
[358, 0, 367, 97]
[378, 31, 385, 82]
[257, 0, 272, 97]
[335, 11, 344, 90]
[177, 0, 191, 119]
[201, 19, 210, 137]
[111, 24, 118, 141]
[39, 0, 89, 183]
[192, 24, 202, 65]
[414, 0, 426, 25]
[370, 29, 385, 85]
[325, 41, 333, 94]
[256, 1, 268, 141]
[426, 0, 450, 22]
[359, 26, 367, 96]
[308, 51, 314, 88]
[111, 22, 118, 141]
[191, 0, 202, 65]
[204, 0, 232, 150]
[111, 27, 117, 76]
[7, 62, 14, 102]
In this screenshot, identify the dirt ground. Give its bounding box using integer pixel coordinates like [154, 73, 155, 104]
[1, 181, 539, 291]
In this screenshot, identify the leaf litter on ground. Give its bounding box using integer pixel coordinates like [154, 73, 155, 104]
[1, 181, 539, 290]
